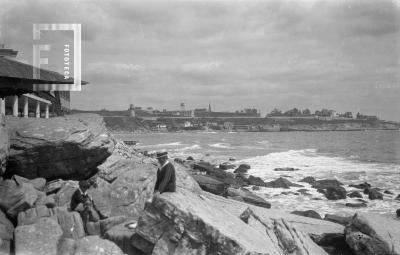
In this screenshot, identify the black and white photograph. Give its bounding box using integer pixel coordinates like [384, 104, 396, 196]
[0, 0, 399, 254]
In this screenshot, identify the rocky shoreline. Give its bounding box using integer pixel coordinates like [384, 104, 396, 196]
[0, 113, 399, 255]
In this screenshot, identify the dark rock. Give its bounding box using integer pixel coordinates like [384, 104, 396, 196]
[298, 176, 316, 184]
[193, 161, 215, 173]
[247, 175, 266, 186]
[324, 214, 353, 226]
[265, 177, 303, 189]
[192, 175, 226, 195]
[349, 182, 371, 190]
[364, 188, 383, 200]
[174, 158, 185, 164]
[233, 164, 250, 174]
[396, 194, 400, 201]
[396, 209, 400, 218]
[226, 187, 271, 208]
[319, 186, 347, 200]
[347, 191, 362, 198]
[5, 114, 115, 180]
[229, 157, 236, 161]
[345, 212, 400, 254]
[311, 233, 355, 255]
[252, 186, 260, 191]
[219, 162, 235, 170]
[346, 202, 367, 208]
[186, 156, 194, 161]
[312, 179, 343, 189]
[384, 190, 393, 195]
[104, 221, 139, 255]
[274, 167, 300, 171]
[291, 210, 322, 220]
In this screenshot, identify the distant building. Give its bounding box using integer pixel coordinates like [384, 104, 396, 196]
[0, 46, 87, 118]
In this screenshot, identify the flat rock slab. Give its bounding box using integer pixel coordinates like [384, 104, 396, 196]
[15, 217, 63, 255]
[345, 212, 400, 255]
[6, 114, 115, 180]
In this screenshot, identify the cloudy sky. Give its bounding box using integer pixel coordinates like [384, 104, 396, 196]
[1, 0, 399, 120]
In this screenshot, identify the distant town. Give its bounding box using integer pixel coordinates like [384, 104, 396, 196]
[72, 103, 399, 133]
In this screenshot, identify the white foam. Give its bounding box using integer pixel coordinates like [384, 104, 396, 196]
[209, 143, 232, 149]
[174, 144, 201, 152]
[138, 142, 182, 148]
[238, 149, 400, 215]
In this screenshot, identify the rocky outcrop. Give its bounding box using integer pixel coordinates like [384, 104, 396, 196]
[104, 221, 139, 255]
[5, 114, 115, 180]
[0, 179, 39, 219]
[18, 206, 85, 240]
[313, 179, 347, 200]
[348, 191, 363, 198]
[299, 176, 316, 184]
[15, 217, 63, 255]
[0, 210, 13, 255]
[0, 115, 9, 177]
[345, 213, 400, 254]
[132, 188, 343, 254]
[58, 236, 125, 255]
[274, 167, 299, 171]
[233, 164, 250, 174]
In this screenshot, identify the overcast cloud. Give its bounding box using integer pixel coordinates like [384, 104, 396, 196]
[1, 0, 399, 120]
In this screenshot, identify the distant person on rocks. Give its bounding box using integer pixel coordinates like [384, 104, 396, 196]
[70, 180, 107, 228]
[153, 151, 176, 195]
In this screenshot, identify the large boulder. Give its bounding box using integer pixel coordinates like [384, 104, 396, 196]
[74, 236, 125, 255]
[0, 114, 9, 177]
[345, 213, 400, 254]
[15, 217, 63, 255]
[192, 174, 226, 195]
[264, 177, 303, 189]
[57, 236, 125, 255]
[226, 187, 271, 209]
[298, 176, 316, 184]
[233, 164, 251, 174]
[324, 214, 353, 226]
[17, 206, 85, 240]
[133, 188, 342, 254]
[5, 114, 115, 180]
[0, 179, 38, 218]
[0, 210, 13, 255]
[247, 175, 266, 186]
[91, 157, 201, 219]
[240, 208, 329, 255]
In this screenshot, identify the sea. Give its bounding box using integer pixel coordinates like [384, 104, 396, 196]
[114, 130, 400, 218]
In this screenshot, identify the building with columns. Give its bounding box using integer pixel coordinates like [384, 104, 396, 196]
[0, 46, 87, 118]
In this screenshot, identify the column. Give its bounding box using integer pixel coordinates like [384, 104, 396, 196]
[35, 101, 40, 118]
[12, 95, 18, 117]
[45, 104, 49, 119]
[23, 96, 29, 118]
[0, 98, 5, 115]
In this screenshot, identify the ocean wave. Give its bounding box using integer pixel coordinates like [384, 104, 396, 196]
[209, 143, 232, 149]
[238, 149, 400, 189]
[257, 140, 270, 145]
[174, 144, 201, 152]
[139, 142, 182, 148]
